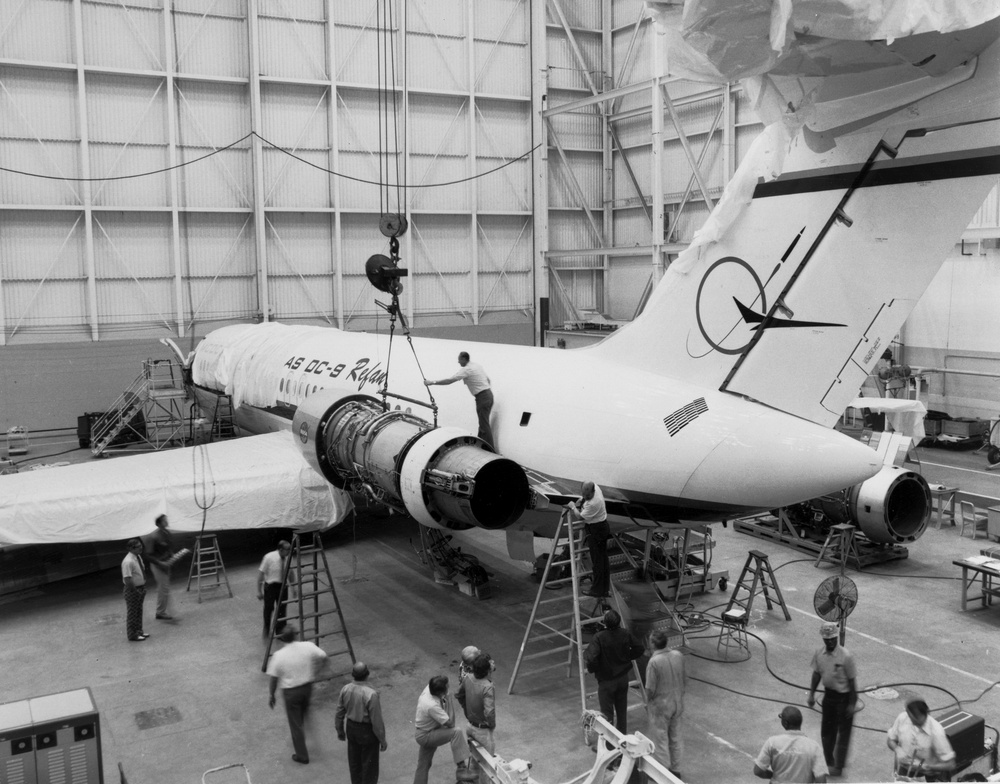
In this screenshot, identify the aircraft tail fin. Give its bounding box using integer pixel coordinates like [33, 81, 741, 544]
[591, 28, 1000, 428]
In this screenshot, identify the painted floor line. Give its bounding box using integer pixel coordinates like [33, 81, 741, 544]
[786, 605, 992, 685]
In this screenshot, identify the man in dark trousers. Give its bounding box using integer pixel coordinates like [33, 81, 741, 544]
[336, 662, 387, 784]
[569, 481, 611, 598]
[807, 622, 857, 777]
[145, 513, 178, 621]
[266, 627, 328, 765]
[424, 351, 495, 448]
[584, 609, 644, 733]
[457, 652, 496, 756]
[257, 539, 291, 636]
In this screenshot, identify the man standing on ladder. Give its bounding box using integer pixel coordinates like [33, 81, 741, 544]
[568, 481, 610, 598]
[424, 351, 495, 449]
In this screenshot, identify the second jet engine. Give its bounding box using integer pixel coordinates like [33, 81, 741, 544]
[784, 464, 930, 544]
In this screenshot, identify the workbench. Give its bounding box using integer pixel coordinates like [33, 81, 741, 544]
[954, 556, 1000, 611]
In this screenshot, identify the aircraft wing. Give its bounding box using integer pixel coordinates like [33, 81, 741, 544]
[0, 432, 353, 545]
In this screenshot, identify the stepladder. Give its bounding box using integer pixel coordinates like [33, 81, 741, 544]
[815, 523, 860, 570]
[507, 511, 647, 718]
[724, 550, 791, 621]
[261, 530, 355, 676]
[185, 534, 233, 603]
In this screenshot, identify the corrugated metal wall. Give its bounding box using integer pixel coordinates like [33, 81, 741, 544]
[0, 0, 532, 345]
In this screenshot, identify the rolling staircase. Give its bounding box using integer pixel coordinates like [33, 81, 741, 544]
[90, 360, 190, 456]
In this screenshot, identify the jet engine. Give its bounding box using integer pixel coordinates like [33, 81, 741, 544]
[785, 465, 930, 544]
[292, 390, 529, 531]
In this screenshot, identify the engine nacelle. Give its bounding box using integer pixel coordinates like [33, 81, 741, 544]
[792, 465, 930, 544]
[292, 390, 529, 531]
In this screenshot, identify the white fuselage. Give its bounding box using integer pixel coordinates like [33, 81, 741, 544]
[191, 324, 882, 522]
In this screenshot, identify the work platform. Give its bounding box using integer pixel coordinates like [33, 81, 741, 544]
[733, 510, 910, 568]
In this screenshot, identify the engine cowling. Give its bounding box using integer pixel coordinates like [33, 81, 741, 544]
[792, 465, 930, 544]
[292, 390, 529, 531]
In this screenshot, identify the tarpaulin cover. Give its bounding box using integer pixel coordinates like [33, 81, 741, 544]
[0, 432, 352, 545]
[644, 0, 1000, 83]
[850, 397, 928, 440]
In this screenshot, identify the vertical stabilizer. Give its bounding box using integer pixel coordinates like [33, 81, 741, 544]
[592, 28, 1000, 428]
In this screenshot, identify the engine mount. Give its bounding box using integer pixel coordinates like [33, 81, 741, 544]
[292, 390, 529, 531]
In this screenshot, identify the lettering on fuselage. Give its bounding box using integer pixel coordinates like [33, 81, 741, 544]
[283, 355, 388, 392]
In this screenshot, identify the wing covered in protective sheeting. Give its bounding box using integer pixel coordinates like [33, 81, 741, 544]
[0, 432, 353, 545]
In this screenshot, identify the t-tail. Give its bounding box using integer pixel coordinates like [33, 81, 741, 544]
[592, 17, 1000, 428]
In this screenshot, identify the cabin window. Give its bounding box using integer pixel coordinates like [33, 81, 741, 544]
[520, 412, 531, 426]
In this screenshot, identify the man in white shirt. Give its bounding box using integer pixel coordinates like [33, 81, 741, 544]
[266, 627, 329, 765]
[413, 675, 477, 783]
[425, 351, 495, 448]
[887, 698, 955, 782]
[568, 481, 610, 597]
[257, 540, 291, 636]
[121, 539, 149, 642]
[754, 706, 828, 783]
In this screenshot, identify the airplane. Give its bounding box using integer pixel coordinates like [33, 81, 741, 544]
[3, 7, 1000, 577]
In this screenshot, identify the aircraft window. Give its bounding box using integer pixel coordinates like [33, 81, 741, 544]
[279, 379, 284, 392]
[313, 385, 317, 394]
[520, 412, 531, 426]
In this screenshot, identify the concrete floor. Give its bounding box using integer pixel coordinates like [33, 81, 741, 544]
[2, 442, 1000, 784]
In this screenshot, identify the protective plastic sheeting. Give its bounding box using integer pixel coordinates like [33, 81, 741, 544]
[0, 432, 352, 545]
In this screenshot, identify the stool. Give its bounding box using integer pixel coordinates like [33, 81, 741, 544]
[717, 607, 748, 660]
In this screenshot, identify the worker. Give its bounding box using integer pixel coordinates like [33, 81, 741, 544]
[266, 627, 329, 765]
[413, 675, 478, 783]
[424, 352, 495, 449]
[336, 662, 388, 784]
[144, 514, 180, 622]
[806, 622, 857, 777]
[257, 539, 291, 637]
[753, 706, 828, 783]
[584, 609, 644, 734]
[887, 697, 955, 782]
[457, 652, 496, 756]
[645, 629, 685, 779]
[568, 481, 610, 598]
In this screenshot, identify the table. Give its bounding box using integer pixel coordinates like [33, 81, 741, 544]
[929, 484, 958, 529]
[954, 557, 1000, 611]
[988, 506, 1000, 541]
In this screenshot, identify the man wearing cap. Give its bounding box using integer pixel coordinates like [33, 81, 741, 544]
[807, 623, 857, 777]
[458, 652, 496, 756]
[645, 629, 686, 779]
[336, 662, 387, 784]
[754, 706, 828, 783]
[887, 697, 955, 782]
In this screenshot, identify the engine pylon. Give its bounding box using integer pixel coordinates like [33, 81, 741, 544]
[293, 391, 529, 531]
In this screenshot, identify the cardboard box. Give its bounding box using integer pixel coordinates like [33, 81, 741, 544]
[924, 419, 942, 436]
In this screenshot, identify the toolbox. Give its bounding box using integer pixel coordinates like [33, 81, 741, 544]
[936, 708, 984, 768]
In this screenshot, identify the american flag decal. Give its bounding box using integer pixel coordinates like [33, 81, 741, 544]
[663, 397, 708, 436]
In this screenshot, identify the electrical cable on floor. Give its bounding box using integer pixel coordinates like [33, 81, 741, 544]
[10, 446, 88, 468]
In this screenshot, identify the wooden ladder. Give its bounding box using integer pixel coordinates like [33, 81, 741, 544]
[724, 549, 791, 621]
[261, 531, 355, 676]
[815, 523, 860, 570]
[184, 534, 233, 603]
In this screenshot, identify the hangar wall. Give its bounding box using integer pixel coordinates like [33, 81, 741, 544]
[0, 0, 534, 347]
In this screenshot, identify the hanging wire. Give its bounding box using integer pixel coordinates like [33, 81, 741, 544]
[192, 441, 217, 537]
[0, 131, 539, 188]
